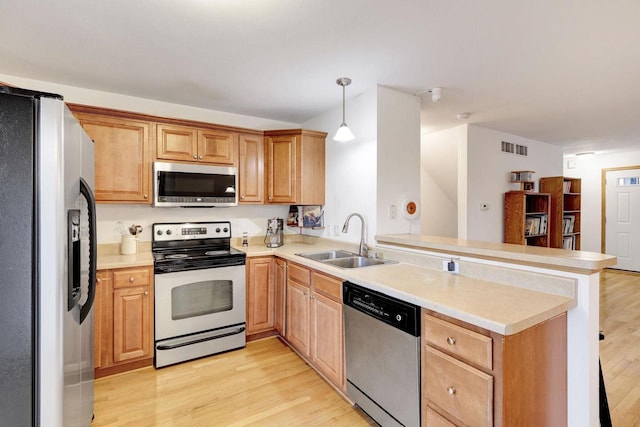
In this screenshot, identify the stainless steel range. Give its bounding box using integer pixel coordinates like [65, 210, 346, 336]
[152, 221, 246, 368]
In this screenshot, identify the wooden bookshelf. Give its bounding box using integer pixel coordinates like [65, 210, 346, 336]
[539, 177, 581, 250]
[503, 191, 551, 247]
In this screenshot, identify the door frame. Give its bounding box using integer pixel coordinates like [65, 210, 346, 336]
[601, 164, 640, 253]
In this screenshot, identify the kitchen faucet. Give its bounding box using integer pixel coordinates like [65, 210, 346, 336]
[342, 213, 368, 257]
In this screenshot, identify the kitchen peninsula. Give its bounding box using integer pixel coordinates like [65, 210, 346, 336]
[98, 234, 615, 426]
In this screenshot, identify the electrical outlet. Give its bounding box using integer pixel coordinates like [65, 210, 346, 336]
[333, 224, 340, 236]
[480, 202, 489, 211]
[441, 259, 459, 274]
[390, 204, 397, 219]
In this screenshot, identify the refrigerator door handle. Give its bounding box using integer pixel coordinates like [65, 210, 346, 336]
[79, 177, 97, 324]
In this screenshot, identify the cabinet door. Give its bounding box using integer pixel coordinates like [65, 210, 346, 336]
[198, 129, 236, 165]
[246, 257, 275, 335]
[75, 113, 151, 203]
[274, 258, 287, 336]
[113, 286, 151, 363]
[156, 123, 198, 162]
[286, 280, 310, 357]
[94, 270, 113, 369]
[266, 135, 297, 203]
[238, 134, 264, 203]
[311, 292, 344, 388]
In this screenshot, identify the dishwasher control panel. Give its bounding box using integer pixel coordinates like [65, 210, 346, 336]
[343, 281, 420, 336]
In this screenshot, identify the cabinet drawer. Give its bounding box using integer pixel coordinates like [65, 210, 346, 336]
[311, 271, 342, 301]
[113, 268, 151, 289]
[425, 406, 456, 427]
[287, 263, 310, 286]
[424, 346, 493, 427]
[424, 314, 492, 369]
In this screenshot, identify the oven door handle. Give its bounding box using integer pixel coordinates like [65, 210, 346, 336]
[156, 326, 246, 351]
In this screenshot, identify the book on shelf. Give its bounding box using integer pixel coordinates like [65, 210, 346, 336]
[526, 214, 547, 236]
[563, 180, 572, 193]
[563, 214, 576, 234]
[563, 236, 575, 250]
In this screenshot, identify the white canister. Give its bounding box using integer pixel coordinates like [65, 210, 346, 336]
[120, 234, 137, 255]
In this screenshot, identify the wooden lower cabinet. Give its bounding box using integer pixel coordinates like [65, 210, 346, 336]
[274, 258, 287, 336]
[421, 310, 567, 426]
[246, 257, 276, 336]
[284, 262, 345, 390]
[95, 266, 154, 378]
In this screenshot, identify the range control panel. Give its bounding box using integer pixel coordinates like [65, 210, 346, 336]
[152, 221, 232, 242]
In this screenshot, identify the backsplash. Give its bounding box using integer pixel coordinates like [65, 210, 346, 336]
[97, 204, 290, 244]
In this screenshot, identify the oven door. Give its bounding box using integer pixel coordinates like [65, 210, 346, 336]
[155, 265, 246, 341]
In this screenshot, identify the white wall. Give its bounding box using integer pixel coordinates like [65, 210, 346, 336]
[421, 125, 466, 237]
[303, 88, 378, 245]
[0, 74, 298, 130]
[465, 125, 563, 242]
[1, 74, 300, 243]
[376, 86, 421, 235]
[563, 149, 640, 253]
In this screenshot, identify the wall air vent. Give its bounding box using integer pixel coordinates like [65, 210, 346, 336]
[501, 141, 528, 156]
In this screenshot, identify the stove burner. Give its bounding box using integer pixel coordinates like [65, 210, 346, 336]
[165, 254, 189, 259]
[205, 250, 229, 256]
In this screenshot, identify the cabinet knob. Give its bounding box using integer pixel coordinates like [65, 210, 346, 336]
[144, 291, 149, 296]
[129, 277, 135, 283]
[198, 155, 203, 160]
[240, 195, 245, 200]
[193, 155, 197, 159]
[143, 194, 148, 199]
[447, 387, 456, 396]
[446, 337, 456, 345]
[303, 291, 308, 296]
[97, 278, 101, 284]
[310, 295, 315, 300]
[268, 196, 273, 201]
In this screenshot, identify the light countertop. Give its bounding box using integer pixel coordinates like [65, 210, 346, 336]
[97, 238, 578, 336]
[239, 242, 576, 336]
[376, 233, 617, 273]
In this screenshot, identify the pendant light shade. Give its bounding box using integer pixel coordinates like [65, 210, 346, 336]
[333, 77, 355, 142]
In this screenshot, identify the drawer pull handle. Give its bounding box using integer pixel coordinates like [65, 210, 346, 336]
[446, 337, 456, 345]
[447, 386, 457, 396]
[129, 277, 135, 283]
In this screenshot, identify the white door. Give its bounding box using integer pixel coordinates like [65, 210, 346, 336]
[605, 168, 640, 271]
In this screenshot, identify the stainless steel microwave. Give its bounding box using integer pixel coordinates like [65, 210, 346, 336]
[153, 162, 237, 207]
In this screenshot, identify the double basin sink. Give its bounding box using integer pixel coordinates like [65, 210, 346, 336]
[296, 249, 397, 269]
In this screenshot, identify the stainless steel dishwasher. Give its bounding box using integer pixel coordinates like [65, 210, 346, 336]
[343, 281, 421, 427]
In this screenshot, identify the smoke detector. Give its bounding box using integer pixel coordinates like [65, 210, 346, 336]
[429, 87, 442, 102]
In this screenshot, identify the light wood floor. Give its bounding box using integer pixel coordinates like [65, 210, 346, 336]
[92, 337, 376, 426]
[600, 269, 640, 427]
[93, 269, 639, 426]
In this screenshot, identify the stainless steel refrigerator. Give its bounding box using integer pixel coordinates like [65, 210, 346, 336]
[0, 86, 96, 426]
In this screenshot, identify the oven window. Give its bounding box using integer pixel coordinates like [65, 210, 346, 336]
[171, 280, 233, 320]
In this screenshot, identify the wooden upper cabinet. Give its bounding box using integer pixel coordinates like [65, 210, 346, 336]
[238, 133, 264, 203]
[266, 134, 297, 203]
[264, 129, 326, 205]
[198, 129, 236, 165]
[156, 124, 198, 162]
[156, 123, 236, 165]
[73, 111, 151, 203]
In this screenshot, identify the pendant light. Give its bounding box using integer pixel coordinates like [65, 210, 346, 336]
[333, 77, 355, 142]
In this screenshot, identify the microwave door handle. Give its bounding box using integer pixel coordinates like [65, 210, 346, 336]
[79, 177, 97, 324]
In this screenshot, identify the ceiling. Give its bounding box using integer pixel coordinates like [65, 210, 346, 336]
[2, 0, 639, 155]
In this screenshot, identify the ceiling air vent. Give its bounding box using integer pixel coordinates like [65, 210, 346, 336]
[501, 141, 528, 156]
